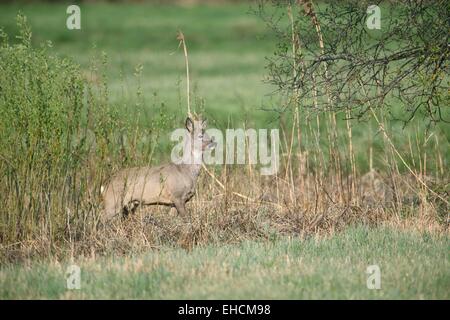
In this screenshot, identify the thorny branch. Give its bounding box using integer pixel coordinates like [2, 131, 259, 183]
[255, 0, 449, 125]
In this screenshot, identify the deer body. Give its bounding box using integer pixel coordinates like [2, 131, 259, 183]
[102, 117, 214, 221]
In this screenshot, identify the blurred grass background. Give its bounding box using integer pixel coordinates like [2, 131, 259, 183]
[1, 1, 447, 172]
[0, 2, 276, 125]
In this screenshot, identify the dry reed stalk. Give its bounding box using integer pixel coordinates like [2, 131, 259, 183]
[288, 112, 297, 206]
[176, 30, 191, 117]
[435, 134, 444, 179]
[293, 35, 307, 205]
[297, 1, 326, 204]
[345, 107, 356, 204]
[243, 120, 253, 178]
[286, 3, 299, 207]
[358, 79, 449, 206]
[299, 0, 344, 203]
[275, 161, 280, 207]
[419, 129, 429, 217]
[378, 107, 401, 212]
[200, 152, 281, 207]
[408, 135, 416, 168]
[176, 30, 253, 208]
[289, 3, 310, 207]
[297, 107, 307, 206]
[369, 122, 373, 174]
[280, 123, 295, 205]
[295, 1, 323, 192]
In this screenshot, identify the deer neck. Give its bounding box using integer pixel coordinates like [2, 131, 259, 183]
[183, 163, 202, 181]
[189, 148, 203, 180]
[181, 138, 203, 181]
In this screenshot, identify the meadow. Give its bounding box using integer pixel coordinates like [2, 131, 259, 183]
[0, 1, 448, 299]
[1, 226, 449, 299]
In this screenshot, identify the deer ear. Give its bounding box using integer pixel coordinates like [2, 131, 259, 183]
[201, 119, 207, 130]
[185, 117, 194, 132]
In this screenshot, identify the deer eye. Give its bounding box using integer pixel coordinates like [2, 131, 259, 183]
[198, 134, 203, 139]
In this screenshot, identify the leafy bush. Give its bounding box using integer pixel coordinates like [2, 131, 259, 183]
[0, 14, 178, 252]
[0, 15, 118, 245]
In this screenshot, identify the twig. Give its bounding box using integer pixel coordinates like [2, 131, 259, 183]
[201, 164, 283, 208]
[177, 30, 191, 117]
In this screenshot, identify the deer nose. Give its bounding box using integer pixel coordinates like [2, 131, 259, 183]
[208, 138, 216, 150]
[203, 136, 216, 150]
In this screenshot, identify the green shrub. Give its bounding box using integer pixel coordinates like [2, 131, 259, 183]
[0, 15, 177, 251]
[0, 15, 118, 245]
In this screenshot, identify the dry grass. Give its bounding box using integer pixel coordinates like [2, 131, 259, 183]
[1, 164, 447, 265]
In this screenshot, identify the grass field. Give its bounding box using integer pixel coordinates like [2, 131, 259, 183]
[1, 226, 448, 299]
[0, 2, 448, 300]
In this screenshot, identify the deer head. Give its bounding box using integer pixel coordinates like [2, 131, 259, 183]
[184, 116, 216, 165]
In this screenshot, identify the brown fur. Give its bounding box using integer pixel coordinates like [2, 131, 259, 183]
[102, 116, 215, 221]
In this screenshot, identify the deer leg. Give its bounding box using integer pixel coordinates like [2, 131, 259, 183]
[122, 200, 140, 218]
[103, 198, 122, 222]
[173, 200, 187, 216]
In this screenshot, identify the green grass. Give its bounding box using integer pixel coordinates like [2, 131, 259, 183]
[0, 2, 275, 124]
[0, 226, 448, 299]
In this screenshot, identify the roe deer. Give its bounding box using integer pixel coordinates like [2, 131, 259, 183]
[102, 116, 215, 221]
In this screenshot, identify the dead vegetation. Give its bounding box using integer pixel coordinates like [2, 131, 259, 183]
[1, 164, 447, 265]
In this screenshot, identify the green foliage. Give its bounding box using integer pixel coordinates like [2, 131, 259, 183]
[0, 15, 172, 245]
[1, 15, 84, 169]
[0, 15, 89, 241]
